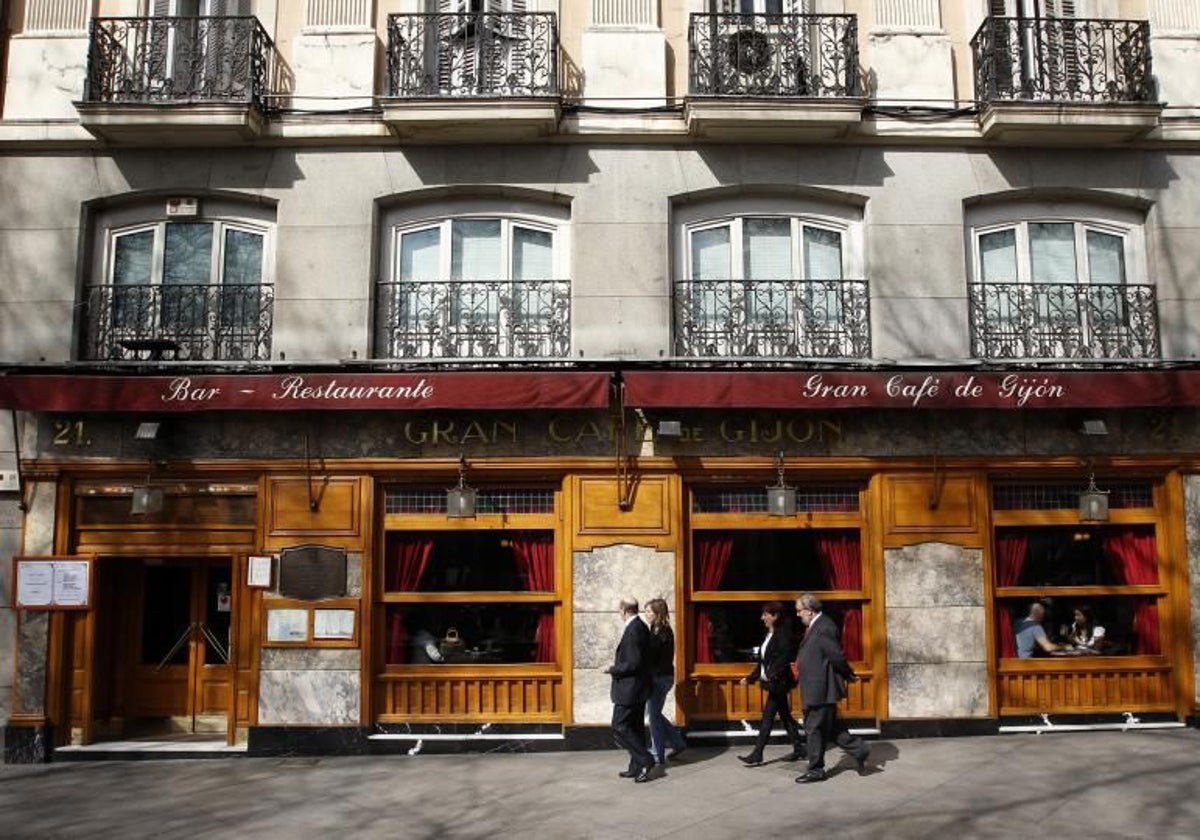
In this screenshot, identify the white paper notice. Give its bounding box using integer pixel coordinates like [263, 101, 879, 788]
[248, 555, 273, 588]
[52, 562, 90, 607]
[266, 609, 309, 643]
[16, 562, 54, 607]
[314, 609, 355, 640]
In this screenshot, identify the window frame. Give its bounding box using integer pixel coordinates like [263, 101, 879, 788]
[972, 218, 1138, 288]
[391, 215, 561, 285]
[105, 218, 272, 289]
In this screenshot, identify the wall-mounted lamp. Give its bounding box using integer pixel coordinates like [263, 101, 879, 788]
[130, 485, 164, 515]
[446, 453, 477, 518]
[656, 420, 683, 438]
[134, 421, 161, 440]
[1078, 471, 1110, 523]
[766, 451, 796, 517]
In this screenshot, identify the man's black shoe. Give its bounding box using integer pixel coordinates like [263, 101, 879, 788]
[737, 753, 764, 766]
[618, 768, 639, 778]
[633, 766, 654, 783]
[854, 747, 870, 775]
[795, 770, 827, 783]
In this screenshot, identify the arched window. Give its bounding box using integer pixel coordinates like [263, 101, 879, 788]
[675, 196, 867, 359]
[85, 197, 274, 362]
[967, 201, 1154, 360]
[376, 198, 569, 360]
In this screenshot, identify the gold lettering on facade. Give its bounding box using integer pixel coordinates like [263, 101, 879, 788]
[494, 420, 518, 443]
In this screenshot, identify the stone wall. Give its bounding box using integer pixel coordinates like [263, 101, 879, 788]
[572, 544, 675, 725]
[1185, 476, 1200, 708]
[885, 542, 988, 719]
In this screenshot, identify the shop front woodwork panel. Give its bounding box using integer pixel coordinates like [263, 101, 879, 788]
[884, 474, 980, 538]
[577, 476, 672, 537]
[376, 674, 564, 721]
[265, 477, 363, 546]
[686, 673, 875, 721]
[997, 665, 1174, 714]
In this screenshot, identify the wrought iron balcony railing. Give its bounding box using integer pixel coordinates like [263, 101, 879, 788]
[971, 17, 1153, 103]
[84, 17, 277, 107]
[386, 12, 558, 97]
[689, 13, 859, 97]
[82, 283, 274, 362]
[969, 282, 1160, 360]
[674, 279, 871, 359]
[375, 280, 570, 360]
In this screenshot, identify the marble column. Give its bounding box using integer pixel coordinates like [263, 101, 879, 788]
[885, 542, 989, 718]
[13, 482, 56, 719]
[572, 544, 675, 725]
[1183, 476, 1200, 708]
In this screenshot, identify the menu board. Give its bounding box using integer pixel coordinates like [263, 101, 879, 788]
[266, 608, 309, 643]
[314, 609, 355, 640]
[13, 557, 92, 609]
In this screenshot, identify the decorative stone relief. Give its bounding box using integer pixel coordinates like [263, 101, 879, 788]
[573, 544, 674, 725]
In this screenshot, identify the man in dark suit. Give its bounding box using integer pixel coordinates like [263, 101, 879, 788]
[794, 592, 870, 783]
[606, 597, 655, 782]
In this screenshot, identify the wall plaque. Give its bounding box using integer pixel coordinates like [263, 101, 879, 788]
[277, 544, 347, 601]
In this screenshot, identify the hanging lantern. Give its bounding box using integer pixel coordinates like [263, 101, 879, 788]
[767, 451, 796, 517]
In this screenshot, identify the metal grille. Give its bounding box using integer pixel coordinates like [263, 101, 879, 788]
[375, 280, 570, 360]
[993, 483, 1154, 511]
[971, 16, 1154, 103]
[384, 488, 554, 515]
[968, 282, 1160, 361]
[386, 11, 559, 98]
[689, 12, 860, 97]
[674, 278, 871, 359]
[81, 283, 274, 362]
[693, 485, 861, 514]
[85, 17, 278, 107]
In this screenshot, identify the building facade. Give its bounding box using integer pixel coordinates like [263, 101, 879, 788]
[3, 0, 1200, 759]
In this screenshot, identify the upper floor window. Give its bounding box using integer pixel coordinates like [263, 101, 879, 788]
[376, 198, 570, 360]
[968, 204, 1157, 360]
[674, 199, 869, 359]
[83, 198, 275, 362]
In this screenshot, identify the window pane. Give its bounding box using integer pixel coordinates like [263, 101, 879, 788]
[693, 529, 861, 592]
[452, 219, 502, 280]
[383, 531, 555, 593]
[695, 601, 862, 663]
[163, 223, 214, 285]
[997, 525, 1158, 587]
[999, 594, 1161, 658]
[513, 227, 553, 280]
[691, 226, 731, 280]
[1086, 231, 1125, 285]
[400, 228, 441, 282]
[743, 218, 792, 280]
[222, 229, 263, 285]
[803, 227, 843, 280]
[113, 230, 155, 286]
[385, 604, 554, 665]
[979, 229, 1017, 282]
[1030, 223, 1078, 284]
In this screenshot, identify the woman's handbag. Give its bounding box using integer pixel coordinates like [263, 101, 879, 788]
[439, 627, 465, 657]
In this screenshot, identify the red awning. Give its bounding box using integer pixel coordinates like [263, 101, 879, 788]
[0, 371, 612, 412]
[622, 370, 1200, 410]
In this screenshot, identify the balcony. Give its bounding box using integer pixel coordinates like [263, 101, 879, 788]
[382, 11, 560, 142]
[375, 280, 570, 360]
[971, 17, 1162, 143]
[673, 279, 871, 359]
[77, 16, 279, 144]
[82, 283, 274, 362]
[969, 282, 1160, 361]
[685, 13, 863, 141]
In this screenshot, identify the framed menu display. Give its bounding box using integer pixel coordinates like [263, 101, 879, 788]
[12, 556, 93, 610]
[266, 608, 309, 643]
[314, 608, 356, 641]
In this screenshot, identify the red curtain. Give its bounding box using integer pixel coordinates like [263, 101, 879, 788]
[995, 533, 1029, 658]
[695, 535, 735, 664]
[840, 607, 863, 661]
[385, 535, 435, 664]
[1133, 597, 1161, 655]
[816, 533, 862, 590]
[512, 533, 556, 663]
[1103, 528, 1158, 585]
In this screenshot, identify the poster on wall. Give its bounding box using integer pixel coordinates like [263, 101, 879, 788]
[247, 555, 274, 588]
[313, 609, 355, 641]
[266, 608, 309, 643]
[12, 557, 93, 610]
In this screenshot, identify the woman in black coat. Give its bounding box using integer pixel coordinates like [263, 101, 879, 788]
[738, 601, 804, 765]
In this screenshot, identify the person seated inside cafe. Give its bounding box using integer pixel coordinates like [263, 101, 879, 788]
[1060, 604, 1106, 653]
[1015, 601, 1065, 658]
[410, 624, 445, 664]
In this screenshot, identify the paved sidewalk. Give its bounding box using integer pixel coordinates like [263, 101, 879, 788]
[2, 729, 1198, 839]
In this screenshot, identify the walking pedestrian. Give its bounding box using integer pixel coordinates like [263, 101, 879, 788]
[645, 598, 687, 767]
[737, 601, 804, 766]
[793, 593, 870, 783]
[606, 597, 656, 783]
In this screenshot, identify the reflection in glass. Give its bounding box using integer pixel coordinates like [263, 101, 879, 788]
[384, 603, 555, 665]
